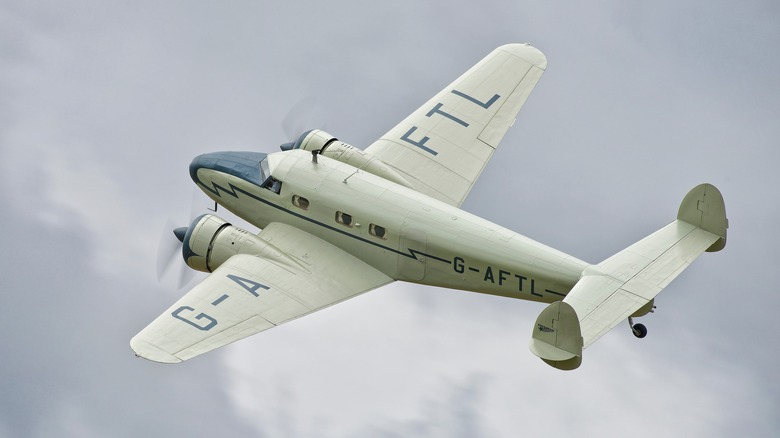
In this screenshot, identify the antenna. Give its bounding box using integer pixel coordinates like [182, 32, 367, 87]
[311, 150, 320, 164]
[343, 169, 359, 183]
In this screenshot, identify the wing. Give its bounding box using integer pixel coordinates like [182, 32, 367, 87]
[364, 43, 547, 207]
[131, 223, 393, 363]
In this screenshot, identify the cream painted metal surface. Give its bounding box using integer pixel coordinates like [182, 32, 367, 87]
[131, 44, 727, 369]
[366, 43, 547, 207]
[566, 184, 726, 347]
[530, 183, 727, 370]
[132, 223, 393, 363]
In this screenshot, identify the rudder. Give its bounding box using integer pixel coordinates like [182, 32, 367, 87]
[529, 301, 583, 370]
[677, 183, 728, 252]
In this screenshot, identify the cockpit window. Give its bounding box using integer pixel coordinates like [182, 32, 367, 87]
[258, 157, 282, 194]
[259, 157, 270, 181]
[262, 177, 282, 194]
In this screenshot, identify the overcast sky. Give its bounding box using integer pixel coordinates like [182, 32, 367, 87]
[1, 1, 778, 437]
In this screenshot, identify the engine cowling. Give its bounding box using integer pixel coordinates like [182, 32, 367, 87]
[282, 129, 412, 188]
[180, 214, 275, 273]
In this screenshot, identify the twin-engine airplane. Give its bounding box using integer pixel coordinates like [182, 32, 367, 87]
[131, 44, 728, 370]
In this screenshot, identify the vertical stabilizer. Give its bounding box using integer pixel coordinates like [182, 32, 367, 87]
[677, 183, 728, 252]
[529, 301, 583, 370]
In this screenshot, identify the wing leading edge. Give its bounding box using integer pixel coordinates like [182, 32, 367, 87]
[131, 223, 392, 363]
[365, 43, 547, 207]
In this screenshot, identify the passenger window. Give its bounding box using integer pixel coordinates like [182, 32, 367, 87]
[335, 211, 353, 227]
[369, 224, 387, 239]
[292, 195, 309, 210]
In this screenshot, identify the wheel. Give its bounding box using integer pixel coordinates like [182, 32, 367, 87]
[632, 323, 648, 339]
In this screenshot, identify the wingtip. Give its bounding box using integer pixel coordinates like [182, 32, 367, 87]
[499, 43, 547, 70]
[130, 336, 183, 364]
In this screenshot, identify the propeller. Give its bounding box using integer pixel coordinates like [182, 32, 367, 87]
[155, 189, 205, 289]
[156, 218, 181, 280]
[156, 220, 196, 289]
[173, 227, 187, 242]
[279, 97, 326, 151]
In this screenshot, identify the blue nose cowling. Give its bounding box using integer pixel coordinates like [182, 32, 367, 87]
[189, 151, 268, 187]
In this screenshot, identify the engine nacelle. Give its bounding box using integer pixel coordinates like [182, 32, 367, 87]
[284, 129, 412, 188]
[181, 214, 274, 273]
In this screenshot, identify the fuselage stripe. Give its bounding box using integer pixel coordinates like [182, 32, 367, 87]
[195, 175, 450, 264]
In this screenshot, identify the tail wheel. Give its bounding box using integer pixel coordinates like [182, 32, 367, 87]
[631, 323, 648, 338]
[628, 317, 648, 339]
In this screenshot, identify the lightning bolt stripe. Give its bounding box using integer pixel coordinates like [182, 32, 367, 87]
[192, 169, 451, 264]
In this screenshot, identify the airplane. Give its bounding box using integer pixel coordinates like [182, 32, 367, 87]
[131, 43, 728, 370]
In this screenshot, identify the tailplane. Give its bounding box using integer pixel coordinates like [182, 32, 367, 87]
[529, 183, 728, 370]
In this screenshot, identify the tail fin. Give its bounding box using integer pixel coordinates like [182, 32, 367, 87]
[529, 301, 582, 371]
[677, 183, 728, 252]
[529, 183, 728, 370]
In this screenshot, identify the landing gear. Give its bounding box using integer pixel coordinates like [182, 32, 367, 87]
[628, 317, 648, 338]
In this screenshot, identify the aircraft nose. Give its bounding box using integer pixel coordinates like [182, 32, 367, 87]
[189, 151, 268, 187]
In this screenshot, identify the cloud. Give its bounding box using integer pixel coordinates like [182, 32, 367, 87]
[0, 187, 259, 436]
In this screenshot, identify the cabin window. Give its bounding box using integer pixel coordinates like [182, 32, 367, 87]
[369, 224, 387, 239]
[335, 211, 353, 227]
[262, 177, 282, 194]
[292, 195, 309, 210]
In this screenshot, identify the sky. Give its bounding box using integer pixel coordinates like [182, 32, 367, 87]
[1, 1, 778, 437]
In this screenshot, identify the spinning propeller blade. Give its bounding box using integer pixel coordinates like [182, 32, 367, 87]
[279, 97, 326, 151]
[155, 189, 206, 289]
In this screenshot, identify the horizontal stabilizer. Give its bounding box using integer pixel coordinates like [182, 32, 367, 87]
[530, 183, 727, 370]
[529, 301, 583, 370]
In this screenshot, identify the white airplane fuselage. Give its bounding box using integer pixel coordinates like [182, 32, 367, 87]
[193, 149, 589, 304]
[134, 43, 726, 368]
